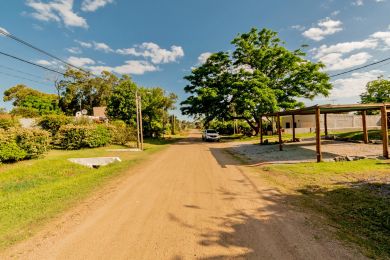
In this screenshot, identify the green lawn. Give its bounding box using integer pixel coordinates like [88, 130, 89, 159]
[337, 129, 388, 141]
[258, 160, 390, 259]
[0, 139, 172, 249]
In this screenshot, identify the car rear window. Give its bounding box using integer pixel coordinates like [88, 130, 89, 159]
[207, 130, 217, 133]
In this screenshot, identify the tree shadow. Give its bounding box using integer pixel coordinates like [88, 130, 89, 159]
[168, 179, 388, 259]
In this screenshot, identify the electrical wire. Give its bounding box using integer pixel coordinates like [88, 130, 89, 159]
[0, 70, 51, 85]
[0, 28, 89, 74]
[329, 56, 390, 78]
[0, 64, 49, 81]
[0, 50, 65, 76]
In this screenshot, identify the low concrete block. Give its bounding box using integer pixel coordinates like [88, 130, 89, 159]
[68, 157, 121, 168]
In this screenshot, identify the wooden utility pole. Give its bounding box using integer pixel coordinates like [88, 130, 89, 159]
[362, 110, 368, 144]
[171, 115, 175, 135]
[315, 107, 322, 162]
[381, 105, 388, 159]
[324, 113, 328, 136]
[138, 95, 144, 151]
[277, 113, 283, 151]
[135, 91, 140, 150]
[292, 114, 296, 142]
[259, 115, 263, 144]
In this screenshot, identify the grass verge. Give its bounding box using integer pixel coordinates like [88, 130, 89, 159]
[0, 138, 172, 250]
[258, 160, 390, 259]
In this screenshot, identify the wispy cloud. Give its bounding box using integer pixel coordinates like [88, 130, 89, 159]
[25, 0, 88, 28]
[303, 18, 343, 41]
[81, 0, 113, 12]
[67, 56, 95, 67]
[88, 60, 158, 75]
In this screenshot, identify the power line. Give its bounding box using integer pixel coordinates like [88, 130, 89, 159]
[330, 57, 390, 78]
[0, 70, 51, 85]
[0, 28, 89, 74]
[0, 64, 49, 81]
[0, 50, 65, 76]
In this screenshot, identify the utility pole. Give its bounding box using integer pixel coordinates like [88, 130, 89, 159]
[138, 94, 144, 151]
[171, 115, 175, 135]
[135, 90, 140, 150]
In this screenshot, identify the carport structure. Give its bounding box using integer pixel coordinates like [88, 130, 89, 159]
[261, 103, 390, 162]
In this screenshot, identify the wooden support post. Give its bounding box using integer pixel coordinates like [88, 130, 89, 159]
[139, 96, 144, 151]
[292, 114, 296, 142]
[135, 92, 140, 150]
[362, 110, 368, 144]
[260, 115, 263, 144]
[315, 107, 322, 162]
[381, 105, 389, 159]
[324, 113, 328, 136]
[277, 113, 283, 151]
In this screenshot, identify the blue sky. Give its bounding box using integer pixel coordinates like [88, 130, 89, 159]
[1, 0, 390, 118]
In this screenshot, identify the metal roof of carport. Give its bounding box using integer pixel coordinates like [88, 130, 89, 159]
[263, 103, 390, 116]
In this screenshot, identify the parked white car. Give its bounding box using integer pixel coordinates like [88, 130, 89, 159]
[202, 129, 220, 142]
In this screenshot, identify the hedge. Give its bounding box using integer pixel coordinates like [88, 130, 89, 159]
[0, 128, 51, 163]
[0, 115, 20, 130]
[37, 114, 73, 136]
[54, 124, 111, 150]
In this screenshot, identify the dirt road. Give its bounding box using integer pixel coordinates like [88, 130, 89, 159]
[3, 131, 364, 259]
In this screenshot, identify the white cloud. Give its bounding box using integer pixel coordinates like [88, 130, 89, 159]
[26, 0, 88, 28]
[66, 46, 82, 54]
[291, 25, 306, 31]
[352, 0, 364, 6]
[75, 39, 92, 48]
[36, 59, 56, 66]
[197, 52, 212, 64]
[93, 41, 113, 52]
[116, 42, 184, 64]
[0, 26, 10, 36]
[371, 31, 390, 46]
[87, 60, 158, 75]
[303, 18, 343, 41]
[330, 70, 383, 98]
[331, 10, 340, 16]
[320, 52, 372, 71]
[67, 56, 95, 67]
[113, 60, 158, 74]
[313, 39, 378, 59]
[75, 40, 113, 52]
[81, 0, 113, 12]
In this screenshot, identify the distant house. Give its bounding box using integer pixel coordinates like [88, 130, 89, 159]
[93, 107, 107, 119]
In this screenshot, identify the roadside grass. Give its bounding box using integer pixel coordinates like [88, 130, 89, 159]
[0, 138, 172, 250]
[258, 160, 390, 259]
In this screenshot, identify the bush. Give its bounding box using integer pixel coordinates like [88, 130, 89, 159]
[54, 124, 111, 150]
[0, 129, 27, 162]
[37, 114, 73, 136]
[0, 114, 20, 130]
[14, 128, 51, 159]
[0, 128, 50, 163]
[107, 120, 136, 145]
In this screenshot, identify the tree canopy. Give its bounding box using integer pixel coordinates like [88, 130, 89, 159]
[360, 76, 390, 104]
[3, 84, 60, 117]
[181, 28, 332, 134]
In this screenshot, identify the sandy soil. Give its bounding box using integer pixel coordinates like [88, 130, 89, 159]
[229, 139, 383, 163]
[1, 130, 365, 259]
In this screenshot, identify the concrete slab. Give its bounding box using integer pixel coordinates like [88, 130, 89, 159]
[68, 157, 121, 168]
[106, 148, 141, 152]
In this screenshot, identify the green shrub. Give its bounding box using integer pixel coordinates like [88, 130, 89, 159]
[14, 128, 51, 159]
[0, 115, 20, 130]
[54, 124, 111, 150]
[37, 114, 73, 136]
[0, 129, 27, 162]
[107, 120, 136, 145]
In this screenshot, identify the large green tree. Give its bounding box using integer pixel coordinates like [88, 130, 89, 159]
[57, 69, 117, 115]
[360, 76, 390, 104]
[181, 28, 332, 134]
[3, 84, 60, 116]
[106, 76, 177, 137]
